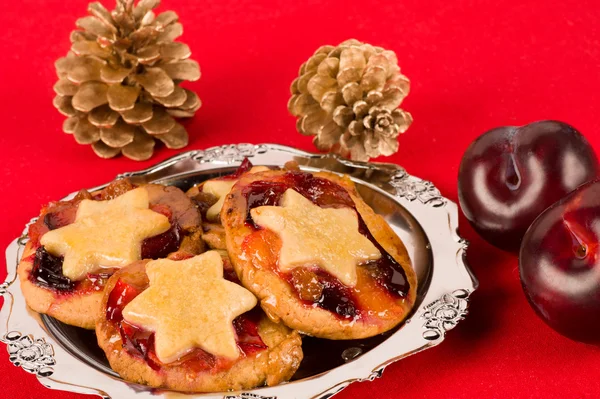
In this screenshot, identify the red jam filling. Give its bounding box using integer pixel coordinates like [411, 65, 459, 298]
[31, 247, 74, 292]
[218, 157, 254, 181]
[141, 224, 183, 260]
[241, 171, 410, 319]
[106, 275, 267, 372]
[287, 267, 358, 319]
[30, 247, 111, 294]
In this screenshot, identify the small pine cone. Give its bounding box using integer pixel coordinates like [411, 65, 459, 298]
[288, 39, 412, 161]
[53, 0, 201, 161]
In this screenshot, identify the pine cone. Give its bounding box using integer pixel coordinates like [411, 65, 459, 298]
[53, 0, 201, 161]
[288, 39, 412, 161]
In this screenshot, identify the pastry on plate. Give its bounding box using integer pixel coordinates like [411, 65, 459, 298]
[186, 158, 269, 250]
[96, 251, 303, 392]
[18, 179, 203, 329]
[222, 169, 417, 340]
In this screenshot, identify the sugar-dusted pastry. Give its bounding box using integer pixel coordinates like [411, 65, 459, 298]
[96, 251, 303, 392]
[222, 169, 417, 339]
[18, 179, 204, 329]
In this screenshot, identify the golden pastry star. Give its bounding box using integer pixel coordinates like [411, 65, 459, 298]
[40, 187, 171, 281]
[203, 166, 270, 222]
[121, 251, 257, 363]
[250, 189, 381, 287]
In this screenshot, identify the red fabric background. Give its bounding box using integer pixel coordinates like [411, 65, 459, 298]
[1, 0, 599, 398]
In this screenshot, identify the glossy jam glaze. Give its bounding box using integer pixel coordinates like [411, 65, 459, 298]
[241, 171, 410, 319]
[141, 224, 182, 260]
[31, 247, 73, 292]
[105, 264, 268, 372]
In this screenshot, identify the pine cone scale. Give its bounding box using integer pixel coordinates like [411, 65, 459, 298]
[71, 40, 111, 58]
[160, 59, 200, 81]
[319, 91, 343, 114]
[72, 82, 109, 112]
[76, 16, 116, 40]
[54, 78, 79, 96]
[68, 57, 105, 83]
[332, 105, 353, 128]
[100, 120, 136, 147]
[63, 117, 79, 134]
[159, 42, 191, 60]
[74, 119, 100, 144]
[122, 129, 155, 161]
[341, 82, 361, 106]
[156, 23, 183, 43]
[313, 120, 343, 150]
[300, 109, 328, 136]
[133, 0, 160, 19]
[316, 58, 339, 78]
[289, 93, 318, 117]
[156, 122, 187, 149]
[107, 84, 139, 111]
[153, 10, 178, 27]
[120, 102, 153, 123]
[337, 48, 366, 86]
[379, 87, 404, 111]
[89, 105, 119, 127]
[179, 89, 200, 110]
[134, 67, 174, 97]
[305, 53, 327, 71]
[100, 65, 132, 83]
[93, 141, 122, 159]
[142, 107, 175, 134]
[53, 95, 78, 117]
[136, 45, 161, 64]
[88, 2, 114, 26]
[307, 74, 337, 103]
[154, 86, 187, 107]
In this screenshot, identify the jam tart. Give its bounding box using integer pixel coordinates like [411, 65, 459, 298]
[18, 179, 204, 329]
[95, 252, 303, 392]
[222, 169, 417, 339]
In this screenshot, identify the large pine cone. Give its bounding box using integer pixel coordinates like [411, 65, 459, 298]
[53, 0, 201, 161]
[288, 39, 412, 161]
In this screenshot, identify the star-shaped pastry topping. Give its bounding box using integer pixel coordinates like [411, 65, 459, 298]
[203, 166, 270, 222]
[40, 187, 171, 281]
[121, 251, 257, 363]
[251, 189, 381, 287]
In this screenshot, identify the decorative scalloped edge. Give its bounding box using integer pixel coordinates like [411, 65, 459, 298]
[390, 169, 447, 207]
[2, 331, 55, 377]
[421, 289, 471, 341]
[224, 394, 277, 399]
[0, 144, 477, 399]
[192, 144, 270, 164]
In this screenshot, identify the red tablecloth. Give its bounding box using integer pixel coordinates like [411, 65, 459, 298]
[1, 0, 599, 398]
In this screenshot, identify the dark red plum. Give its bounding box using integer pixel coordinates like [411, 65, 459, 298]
[458, 121, 598, 251]
[520, 179, 600, 344]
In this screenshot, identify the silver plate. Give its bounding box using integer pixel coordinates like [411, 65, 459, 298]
[0, 144, 477, 399]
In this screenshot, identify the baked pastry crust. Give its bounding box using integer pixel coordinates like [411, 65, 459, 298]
[96, 259, 303, 392]
[18, 181, 203, 329]
[18, 242, 105, 328]
[222, 170, 417, 339]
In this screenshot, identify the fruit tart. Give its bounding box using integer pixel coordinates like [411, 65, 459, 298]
[186, 158, 269, 251]
[95, 251, 303, 392]
[18, 179, 204, 329]
[222, 169, 417, 339]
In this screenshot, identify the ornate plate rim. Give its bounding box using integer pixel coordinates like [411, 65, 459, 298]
[0, 143, 478, 399]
